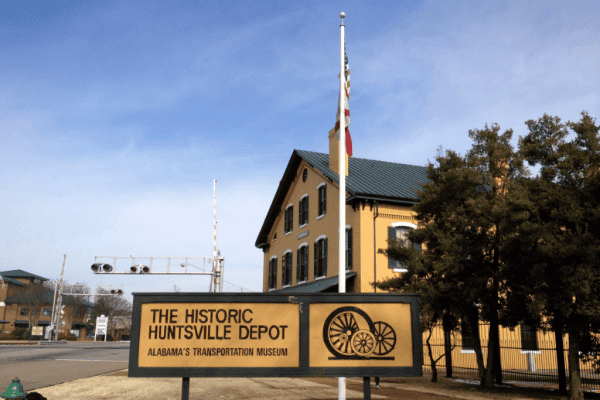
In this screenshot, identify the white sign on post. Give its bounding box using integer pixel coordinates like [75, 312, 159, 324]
[95, 315, 108, 342]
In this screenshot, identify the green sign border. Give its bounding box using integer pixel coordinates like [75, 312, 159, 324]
[128, 292, 422, 378]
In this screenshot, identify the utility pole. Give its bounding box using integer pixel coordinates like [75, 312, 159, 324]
[49, 254, 66, 341]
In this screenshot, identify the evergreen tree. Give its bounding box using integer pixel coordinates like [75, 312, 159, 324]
[378, 124, 530, 389]
[516, 112, 600, 400]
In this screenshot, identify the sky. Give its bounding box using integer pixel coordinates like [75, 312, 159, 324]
[1, 0, 599, 303]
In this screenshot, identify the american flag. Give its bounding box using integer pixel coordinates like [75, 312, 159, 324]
[335, 43, 353, 157]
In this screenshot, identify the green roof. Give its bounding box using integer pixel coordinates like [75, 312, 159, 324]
[0, 276, 25, 287]
[255, 150, 428, 248]
[0, 269, 48, 282]
[296, 150, 428, 202]
[269, 272, 357, 293]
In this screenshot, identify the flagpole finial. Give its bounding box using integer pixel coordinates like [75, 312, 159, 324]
[340, 12, 345, 19]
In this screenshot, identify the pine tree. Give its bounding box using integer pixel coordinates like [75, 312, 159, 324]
[378, 123, 530, 389]
[516, 112, 600, 400]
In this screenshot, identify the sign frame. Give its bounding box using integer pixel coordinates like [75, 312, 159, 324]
[128, 292, 422, 378]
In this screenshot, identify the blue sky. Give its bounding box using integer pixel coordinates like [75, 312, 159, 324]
[1, 0, 599, 301]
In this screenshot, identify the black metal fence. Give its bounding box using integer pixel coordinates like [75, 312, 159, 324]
[422, 324, 600, 392]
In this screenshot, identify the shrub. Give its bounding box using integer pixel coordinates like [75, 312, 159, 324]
[57, 333, 77, 341]
[9, 328, 30, 340]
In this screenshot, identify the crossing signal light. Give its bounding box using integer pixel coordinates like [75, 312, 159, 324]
[110, 289, 124, 295]
[130, 264, 150, 273]
[91, 263, 113, 273]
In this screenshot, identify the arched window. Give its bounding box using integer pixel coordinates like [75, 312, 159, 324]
[388, 222, 420, 272]
[314, 235, 328, 278]
[296, 243, 308, 283]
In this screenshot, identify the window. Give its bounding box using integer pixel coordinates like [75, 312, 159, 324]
[388, 222, 421, 272]
[299, 195, 309, 227]
[43, 308, 51, 317]
[268, 257, 277, 290]
[297, 245, 308, 283]
[521, 324, 539, 352]
[318, 184, 327, 217]
[346, 227, 353, 271]
[284, 205, 293, 234]
[20, 308, 29, 316]
[314, 237, 328, 278]
[302, 168, 308, 182]
[461, 317, 477, 352]
[282, 251, 292, 287]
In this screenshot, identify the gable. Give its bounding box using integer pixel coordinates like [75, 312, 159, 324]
[256, 150, 428, 249]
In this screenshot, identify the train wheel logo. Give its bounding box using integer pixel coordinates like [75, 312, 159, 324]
[323, 306, 397, 360]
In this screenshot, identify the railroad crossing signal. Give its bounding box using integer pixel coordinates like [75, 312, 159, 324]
[91, 263, 113, 273]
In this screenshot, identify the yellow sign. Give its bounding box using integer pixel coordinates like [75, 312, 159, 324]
[138, 303, 299, 368]
[31, 326, 44, 336]
[309, 303, 413, 367]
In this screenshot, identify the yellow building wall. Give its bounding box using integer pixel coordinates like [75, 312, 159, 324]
[355, 203, 420, 293]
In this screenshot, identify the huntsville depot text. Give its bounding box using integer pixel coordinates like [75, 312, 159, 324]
[138, 303, 300, 368]
[129, 293, 422, 378]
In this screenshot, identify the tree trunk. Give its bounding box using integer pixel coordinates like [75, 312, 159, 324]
[426, 329, 438, 383]
[567, 324, 583, 400]
[493, 322, 502, 385]
[471, 312, 485, 380]
[443, 317, 453, 378]
[481, 289, 499, 390]
[555, 322, 567, 395]
[481, 316, 497, 389]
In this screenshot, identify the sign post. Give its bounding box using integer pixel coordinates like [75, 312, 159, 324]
[128, 292, 422, 400]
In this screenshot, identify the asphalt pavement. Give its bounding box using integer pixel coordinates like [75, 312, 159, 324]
[0, 342, 460, 400]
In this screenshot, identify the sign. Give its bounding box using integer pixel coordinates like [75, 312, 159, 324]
[95, 315, 108, 341]
[137, 303, 299, 368]
[309, 303, 412, 367]
[31, 326, 44, 336]
[128, 293, 422, 378]
[96, 315, 108, 334]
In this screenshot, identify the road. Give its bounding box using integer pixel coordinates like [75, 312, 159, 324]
[0, 342, 130, 391]
[1, 343, 457, 399]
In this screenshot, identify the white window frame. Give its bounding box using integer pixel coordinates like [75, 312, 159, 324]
[316, 182, 327, 220]
[282, 250, 292, 288]
[297, 243, 308, 284]
[314, 235, 327, 279]
[390, 222, 417, 272]
[285, 204, 293, 235]
[299, 194, 309, 228]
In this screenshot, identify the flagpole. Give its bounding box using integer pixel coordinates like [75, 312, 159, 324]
[338, 11, 347, 400]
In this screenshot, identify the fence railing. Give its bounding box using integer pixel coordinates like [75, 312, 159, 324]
[422, 325, 600, 392]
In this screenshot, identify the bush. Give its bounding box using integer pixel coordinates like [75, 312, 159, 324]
[0, 333, 13, 340]
[9, 328, 29, 340]
[57, 333, 77, 341]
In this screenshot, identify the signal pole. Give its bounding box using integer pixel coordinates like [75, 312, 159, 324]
[49, 254, 66, 341]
